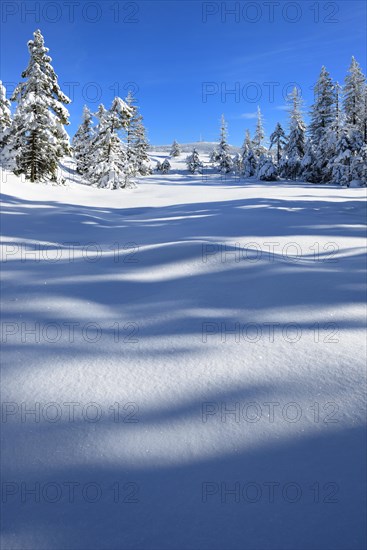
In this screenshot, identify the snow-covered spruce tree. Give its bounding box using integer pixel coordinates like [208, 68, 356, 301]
[155, 160, 162, 172]
[252, 106, 266, 158]
[209, 148, 219, 164]
[351, 143, 367, 184]
[256, 153, 278, 181]
[242, 146, 257, 178]
[330, 128, 353, 185]
[343, 57, 366, 135]
[87, 98, 133, 189]
[0, 81, 13, 168]
[349, 130, 367, 184]
[213, 115, 233, 173]
[239, 129, 252, 171]
[323, 82, 346, 182]
[242, 129, 252, 155]
[300, 139, 319, 183]
[233, 152, 243, 176]
[330, 126, 366, 186]
[125, 91, 138, 173]
[72, 105, 94, 175]
[125, 92, 151, 175]
[9, 29, 71, 182]
[280, 87, 306, 180]
[161, 158, 171, 174]
[186, 148, 203, 174]
[310, 66, 336, 144]
[0, 81, 12, 148]
[269, 122, 287, 165]
[333, 81, 344, 141]
[132, 115, 150, 175]
[309, 66, 337, 182]
[170, 140, 181, 157]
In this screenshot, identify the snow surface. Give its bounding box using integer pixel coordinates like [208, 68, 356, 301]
[1, 149, 366, 550]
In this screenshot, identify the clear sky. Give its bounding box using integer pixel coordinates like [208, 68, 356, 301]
[1, 0, 366, 146]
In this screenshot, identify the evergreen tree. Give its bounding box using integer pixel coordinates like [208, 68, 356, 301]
[186, 148, 203, 174]
[210, 148, 219, 164]
[269, 122, 287, 165]
[351, 143, 367, 184]
[256, 153, 278, 181]
[125, 91, 138, 172]
[242, 146, 257, 178]
[309, 66, 337, 182]
[280, 87, 306, 180]
[134, 116, 151, 175]
[87, 98, 132, 189]
[343, 57, 366, 134]
[9, 29, 71, 182]
[232, 152, 243, 176]
[161, 158, 171, 174]
[170, 140, 181, 157]
[242, 129, 252, 154]
[72, 105, 94, 175]
[125, 92, 150, 175]
[239, 129, 252, 170]
[333, 82, 343, 141]
[213, 115, 233, 173]
[0, 81, 12, 147]
[309, 66, 336, 143]
[349, 129, 366, 183]
[330, 128, 353, 185]
[300, 139, 319, 182]
[252, 106, 266, 157]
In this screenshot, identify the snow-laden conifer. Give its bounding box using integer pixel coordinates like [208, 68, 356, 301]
[252, 106, 266, 157]
[0, 81, 11, 148]
[242, 146, 257, 178]
[170, 140, 181, 157]
[186, 148, 203, 174]
[269, 122, 287, 165]
[87, 98, 132, 189]
[72, 106, 94, 175]
[280, 88, 306, 180]
[256, 153, 278, 181]
[9, 29, 71, 182]
[213, 115, 233, 173]
[343, 57, 366, 134]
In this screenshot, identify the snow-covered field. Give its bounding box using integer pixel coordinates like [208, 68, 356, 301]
[1, 148, 366, 550]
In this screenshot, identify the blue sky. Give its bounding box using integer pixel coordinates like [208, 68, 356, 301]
[1, 0, 366, 145]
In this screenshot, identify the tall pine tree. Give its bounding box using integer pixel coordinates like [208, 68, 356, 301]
[309, 66, 337, 182]
[252, 106, 266, 157]
[213, 115, 233, 173]
[0, 81, 12, 148]
[269, 122, 287, 165]
[9, 29, 71, 182]
[242, 129, 252, 155]
[309, 66, 336, 143]
[87, 98, 132, 189]
[125, 92, 150, 176]
[170, 140, 181, 157]
[343, 57, 366, 134]
[280, 87, 306, 180]
[72, 105, 94, 175]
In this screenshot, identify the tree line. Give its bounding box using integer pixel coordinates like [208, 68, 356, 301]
[0, 29, 366, 187]
[200, 60, 366, 185]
